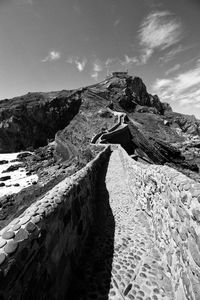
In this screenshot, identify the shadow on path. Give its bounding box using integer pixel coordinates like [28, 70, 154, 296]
[66, 160, 115, 299]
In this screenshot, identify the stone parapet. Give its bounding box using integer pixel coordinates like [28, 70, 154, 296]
[0, 145, 110, 300]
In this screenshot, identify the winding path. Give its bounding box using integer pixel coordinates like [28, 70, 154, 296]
[66, 147, 178, 300]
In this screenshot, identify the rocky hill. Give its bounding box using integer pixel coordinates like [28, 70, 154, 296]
[0, 72, 200, 183]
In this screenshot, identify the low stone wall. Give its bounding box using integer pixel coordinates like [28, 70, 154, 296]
[0, 145, 110, 300]
[101, 125, 134, 154]
[91, 111, 123, 144]
[91, 131, 106, 144]
[118, 146, 200, 299]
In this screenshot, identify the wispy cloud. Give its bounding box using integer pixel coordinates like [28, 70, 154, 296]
[91, 60, 103, 80]
[113, 18, 121, 27]
[121, 55, 139, 66]
[67, 57, 87, 72]
[152, 59, 200, 108]
[165, 64, 181, 76]
[75, 59, 87, 72]
[138, 11, 182, 63]
[159, 44, 195, 63]
[105, 58, 115, 66]
[42, 50, 61, 62]
[73, 3, 81, 14]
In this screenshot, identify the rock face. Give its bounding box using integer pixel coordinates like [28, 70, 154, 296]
[0, 90, 82, 152]
[104, 74, 172, 114]
[165, 111, 200, 135]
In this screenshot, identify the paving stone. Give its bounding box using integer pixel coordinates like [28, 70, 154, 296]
[14, 229, 29, 242]
[25, 222, 36, 233]
[4, 241, 18, 254]
[55, 198, 62, 204]
[9, 219, 19, 226]
[31, 215, 41, 224]
[0, 239, 7, 248]
[2, 231, 15, 240]
[12, 224, 21, 231]
[20, 216, 31, 225]
[0, 253, 6, 265]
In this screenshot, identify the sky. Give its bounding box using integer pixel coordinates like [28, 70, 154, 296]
[0, 0, 200, 118]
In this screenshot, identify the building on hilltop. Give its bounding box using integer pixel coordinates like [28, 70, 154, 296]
[112, 71, 128, 77]
[106, 71, 129, 78]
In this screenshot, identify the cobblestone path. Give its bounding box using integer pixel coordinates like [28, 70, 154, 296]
[67, 147, 200, 300]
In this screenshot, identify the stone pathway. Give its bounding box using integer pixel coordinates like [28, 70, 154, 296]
[66, 147, 200, 300]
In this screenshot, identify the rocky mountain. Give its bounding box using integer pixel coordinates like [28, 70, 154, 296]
[0, 71, 200, 182]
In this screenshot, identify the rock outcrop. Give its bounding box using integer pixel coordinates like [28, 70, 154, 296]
[0, 90, 82, 152]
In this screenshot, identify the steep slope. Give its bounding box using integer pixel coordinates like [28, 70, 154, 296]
[0, 90, 82, 152]
[83, 73, 200, 180]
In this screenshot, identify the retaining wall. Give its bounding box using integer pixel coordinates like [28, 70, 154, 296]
[0, 145, 111, 300]
[100, 125, 134, 154]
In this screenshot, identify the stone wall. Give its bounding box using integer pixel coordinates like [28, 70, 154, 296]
[101, 125, 134, 154]
[0, 145, 110, 300]
[118, 146, 200, 299]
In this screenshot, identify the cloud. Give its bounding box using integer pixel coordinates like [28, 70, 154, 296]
[105, 58, 115, 66]
[165, 64, 181, 76]
[159, 44, 195, 63]
[75, 59, 87, 72]
[93, 62, 102, 72]
[121, 55, 139, 66]
[42, 50, 61, 62]
[67, 57, 87, 72]
[91, 72, 99, 80]
[152, 59, 200, 108]
[73, 3, 81, 14]
[91, 60, 103, 80]
[138, 11, 182, 63]
[113, 18, 121, 27]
